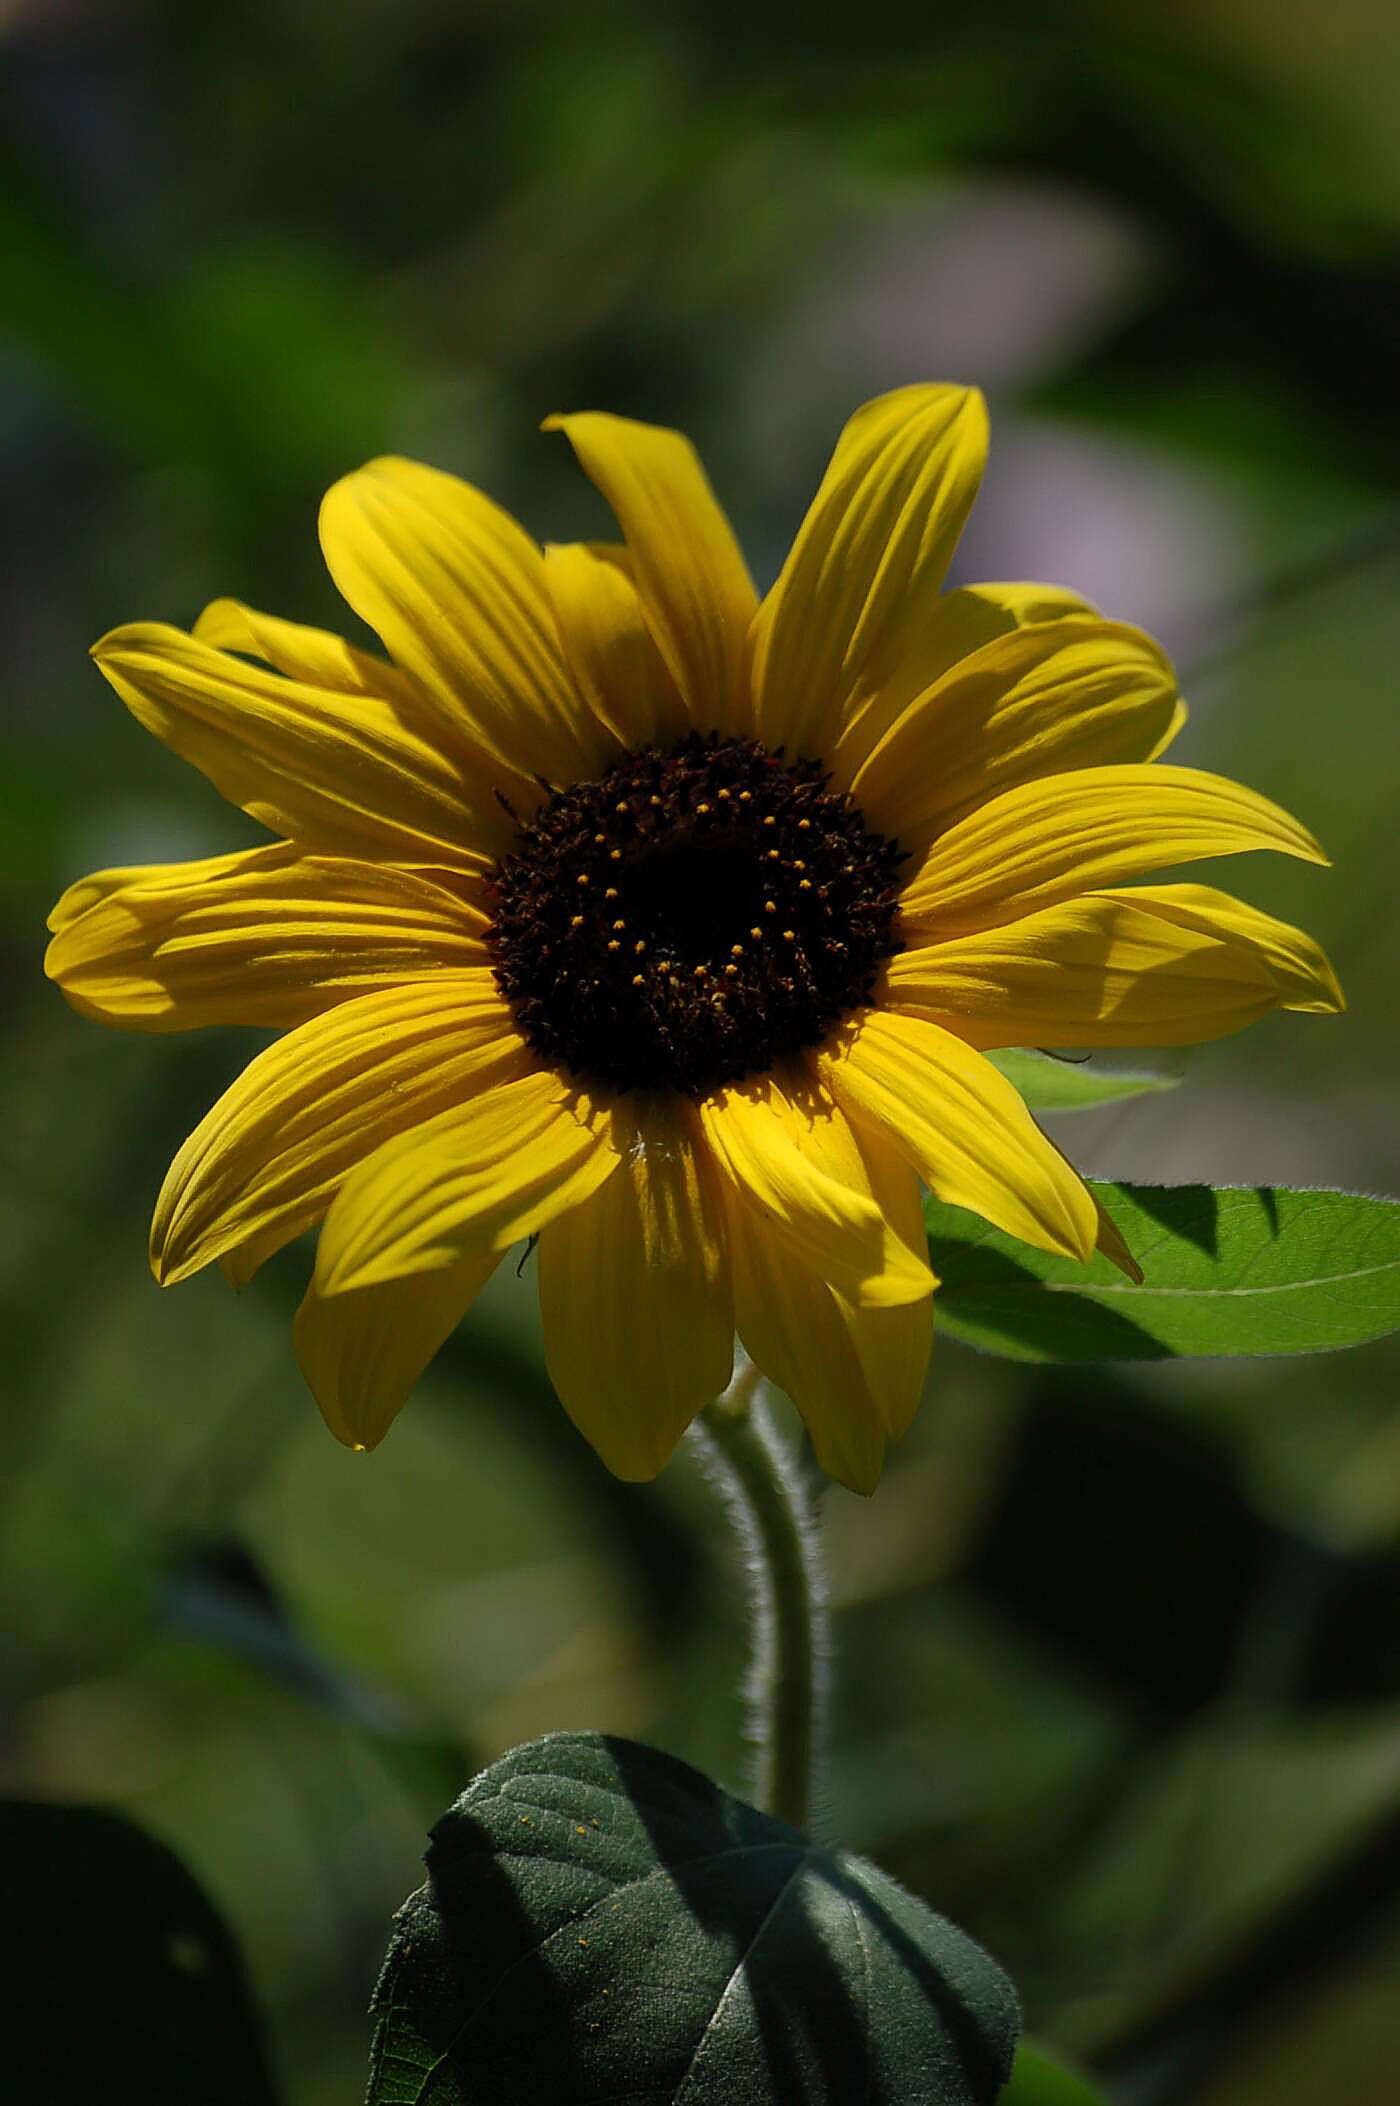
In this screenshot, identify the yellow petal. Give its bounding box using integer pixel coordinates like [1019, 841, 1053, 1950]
[93, 623, 494, 867]
[45, 844, 488, 1032]
[152, 976, 529, 1285]
[313, 1066, 621, 1293]
[884, 884, 1342, 1048]
[726, 1207, 888, 1495]
[221, 1243, 262, 1291]
[1089, 1191, 1143, 1285]
[542, 541, 689, 753]
[1145, 698, 1189, 763]
[696, 1069, 934, 1309]
[968, 582, 1102, 626]
[846, 617, 1182, 847]
[819, 1009, 1098, 1262]
[319, 454, 602, 796]
[1030, 1124, 1143, 1285]
[1091, 884, 1344, 1013]
[733, 1111, 937, 1476]
[750, 384, 988, 758]
[544, 412, 756, 735]
[831, 578, 1103, 773]
[192, 596, 421, 706]
[723, 1128, 937, 1496]
[538, 1098, 733, 1480]
[294, 1246, 502, 1451]
[899, 764, 1327, 935]
[834, 1119, 936, 1442]
[48, 847, 255, 937]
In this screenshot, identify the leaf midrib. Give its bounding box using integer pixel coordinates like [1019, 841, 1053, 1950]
[938, 1256, 1400, 1300]
[409, 1839, 819, 2104]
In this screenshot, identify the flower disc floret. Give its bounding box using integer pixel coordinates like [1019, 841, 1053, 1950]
[487, 733, 906, 1095]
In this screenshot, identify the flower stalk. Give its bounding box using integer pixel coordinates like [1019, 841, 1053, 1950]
[693, 1361, 828, 1834]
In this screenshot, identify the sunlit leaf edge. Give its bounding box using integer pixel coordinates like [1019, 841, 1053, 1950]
[925, 1182, 1400, 1362]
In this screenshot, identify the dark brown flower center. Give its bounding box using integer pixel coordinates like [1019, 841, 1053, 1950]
[486, 734, 905, 1095]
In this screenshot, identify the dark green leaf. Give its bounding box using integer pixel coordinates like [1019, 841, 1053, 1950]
[925, 1184, 1400, 1361]
[368, 1731, 1019, 2105]
[985, 1051, 1177, 1113]
[1000, 2042, 1112, 2106]
[0, 1799, 280, 2104]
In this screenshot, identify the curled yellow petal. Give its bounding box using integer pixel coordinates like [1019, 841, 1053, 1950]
[697, 1069, 933, 1309]
[45, 845, 488, 1032]
[1091, 884, 1344, 1014]
[885, 884, 1343, 1048]
[820, 1009, 1098, 1263]
[93, 622, 491, 867]
[725, 1213, 888, 1497]
[48, 847, 256, 937]
[543, 541, 689, 754]
[544, 412, 757, 735]
[192, 597, 420, 705]
[836, 1120, 937, 1441]
[847, 617, 1182, 847]
[831, 578, 1104, 775]
[723, 1113, 933, 1492]
[899, 764, 1327, 935]
[538, 1098, 733, 1481]
[1089, 1191, 1143, 1285]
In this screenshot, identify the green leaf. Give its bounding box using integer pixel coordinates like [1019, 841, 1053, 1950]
[1000, 2042, 1112, 2106]
[0, 1799, 280, 2104]
[985, 1051, 1177, 1114]
[368, 1732, 1019, 2104]
[925, 1184, 1400, 1362]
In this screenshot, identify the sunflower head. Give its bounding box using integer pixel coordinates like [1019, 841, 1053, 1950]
[45, 385, 1342, 1493]
[488, 732, 905, 1096]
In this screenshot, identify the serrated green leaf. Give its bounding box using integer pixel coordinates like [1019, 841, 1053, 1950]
[925, 1184, 1400, 1361]
[985, 1051, 1177, 1114]
[0, 1799, 280, 2104]
[368, 1731, 1019, 2105]
[1000, 2042, 1112, 2106]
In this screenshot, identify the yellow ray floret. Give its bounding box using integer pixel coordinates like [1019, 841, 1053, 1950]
[539, 1099, 734, 1482]
[46, 846, 488, 1032]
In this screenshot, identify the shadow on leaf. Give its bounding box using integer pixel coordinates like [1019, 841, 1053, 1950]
[368, 1731, 1019, 2103]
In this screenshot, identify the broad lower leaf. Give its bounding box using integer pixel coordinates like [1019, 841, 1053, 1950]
[0, 1799, 280, 2104]
[999, 2043, 1112, 2106]
[925, 1183, 1400, 1361]
[985, 1050, 1176, 1113]
[368, 1731, 1019, 2104]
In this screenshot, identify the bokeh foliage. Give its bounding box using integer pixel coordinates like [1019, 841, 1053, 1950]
[3, 3, 1398, 2101]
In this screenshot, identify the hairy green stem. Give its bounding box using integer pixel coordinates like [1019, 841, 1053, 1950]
[693, 1362, 828, 1833]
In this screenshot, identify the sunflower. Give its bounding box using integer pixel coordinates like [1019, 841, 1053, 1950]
[46, 386, 1342, 1492]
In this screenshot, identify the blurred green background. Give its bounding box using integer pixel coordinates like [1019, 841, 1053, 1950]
[3, 3, 1398, 2101]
